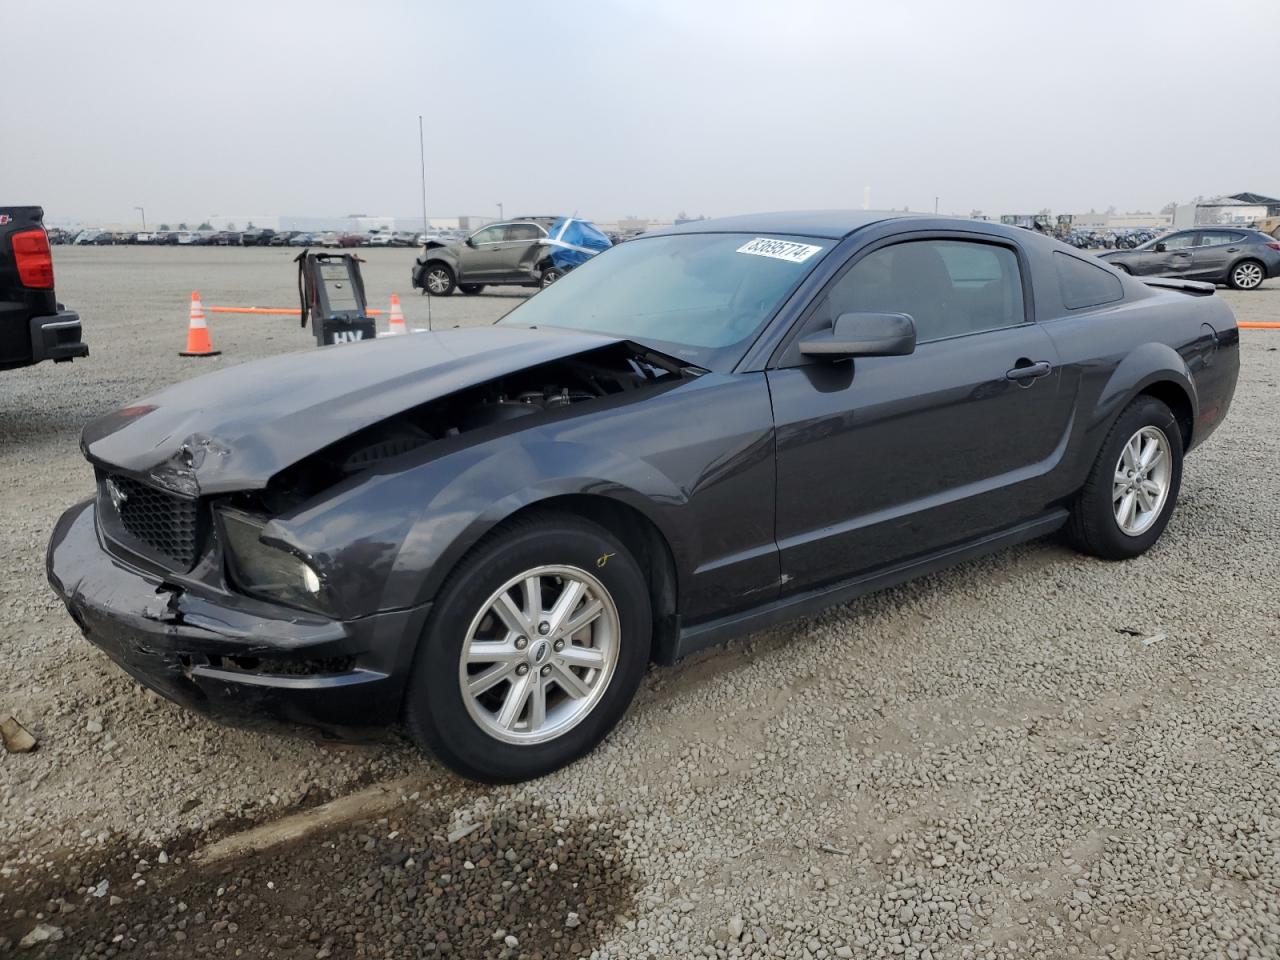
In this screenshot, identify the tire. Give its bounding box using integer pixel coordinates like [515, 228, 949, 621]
[1114, 263, 1132, 275]
[403, 512, 652, 783]
[459, 284, 485, 295]
[421, 262, 455, 296]
[540, 266, 564, 288]
[1066, 395, 1183, 561]
[1228, 259, 1265, 290]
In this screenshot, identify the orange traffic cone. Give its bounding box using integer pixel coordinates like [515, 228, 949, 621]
[180, 291, 220, 357]
[387, 293, 407, 335]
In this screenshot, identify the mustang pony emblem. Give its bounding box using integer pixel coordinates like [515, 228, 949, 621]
[105, 479, 128, 512]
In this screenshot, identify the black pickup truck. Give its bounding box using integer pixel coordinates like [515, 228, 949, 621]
[1, 206, 87, 371]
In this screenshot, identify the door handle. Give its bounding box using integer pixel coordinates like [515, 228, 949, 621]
[1006, 360, 1052, 382]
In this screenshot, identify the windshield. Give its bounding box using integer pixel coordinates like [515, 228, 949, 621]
[498, 232, 832, 368]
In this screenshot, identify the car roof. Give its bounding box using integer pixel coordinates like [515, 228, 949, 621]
[649, 210, 928, 240]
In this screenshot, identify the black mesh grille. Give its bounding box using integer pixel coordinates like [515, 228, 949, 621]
[107, 475, 199, 568]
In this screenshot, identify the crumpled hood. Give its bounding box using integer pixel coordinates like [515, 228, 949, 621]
[83, 325, 620, 495]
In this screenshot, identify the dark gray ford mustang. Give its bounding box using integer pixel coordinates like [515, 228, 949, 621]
[48, 212, 1240, 782]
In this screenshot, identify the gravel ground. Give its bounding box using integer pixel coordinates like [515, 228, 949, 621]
[2, 247, 1278, 959]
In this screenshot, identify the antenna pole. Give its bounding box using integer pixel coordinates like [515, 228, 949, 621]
[419, 114, 432, 331]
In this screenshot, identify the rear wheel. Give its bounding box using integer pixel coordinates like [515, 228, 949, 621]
[1066, 396, 1183, 560]
[1229, 259, 1265, 290]
[541, 266, 564, 288]
[459, 283, 485, 295]
[421, 263, 455, 296]
[403, 513, 651, 783]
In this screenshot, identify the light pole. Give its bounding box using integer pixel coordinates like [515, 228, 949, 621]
[934, 197, 939, 215]
[496, 202, 504, 222]
[135, 206, 146, 230]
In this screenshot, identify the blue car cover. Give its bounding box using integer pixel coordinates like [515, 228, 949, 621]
[544, 217, 612, 271]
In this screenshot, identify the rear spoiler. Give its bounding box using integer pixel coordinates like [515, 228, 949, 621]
[1142, 277, 1216, 297]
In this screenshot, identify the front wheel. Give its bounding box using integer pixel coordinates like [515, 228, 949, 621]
[459, 283, 485, 295]
[1066, 396, 1183, 560]
[1114, 263, 1132, 275]
[1229, 259, 1265, 290]
[404, 513, 651, 783]
[421, 263, 455, 296]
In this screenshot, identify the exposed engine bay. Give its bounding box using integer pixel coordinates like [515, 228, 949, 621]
[251, 342, 696, 510]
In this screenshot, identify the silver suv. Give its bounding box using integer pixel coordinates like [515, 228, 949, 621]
[411, 217, 562, 296]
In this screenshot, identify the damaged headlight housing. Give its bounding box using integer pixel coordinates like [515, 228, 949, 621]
[218, 509, 328, 614]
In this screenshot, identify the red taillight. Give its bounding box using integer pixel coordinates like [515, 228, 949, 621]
[12, 228, 54, 288]
[1267, 242, 1280, 251]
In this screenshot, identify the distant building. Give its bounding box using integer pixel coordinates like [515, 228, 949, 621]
[1190, 192, 1280, 226]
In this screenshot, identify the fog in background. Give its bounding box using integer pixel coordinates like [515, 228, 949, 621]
[5, 0, 1279, 225]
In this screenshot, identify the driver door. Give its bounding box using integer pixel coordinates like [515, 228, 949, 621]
[767, 235, 1075, 593]
[1140, 231, 1195, 277]
[456, 224, 509, 281]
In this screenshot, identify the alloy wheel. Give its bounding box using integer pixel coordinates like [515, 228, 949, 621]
[458, 565, 619, 745]
[1233, 262, 1263, 289]
[426, 268, 451, 294]
[1112, 426, 1172, 537]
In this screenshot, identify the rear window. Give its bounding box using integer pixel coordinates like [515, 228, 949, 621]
[1054, 252, 1124, 310]
[1197, 231, 1246, 246]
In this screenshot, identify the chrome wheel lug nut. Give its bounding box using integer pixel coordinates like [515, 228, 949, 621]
[540, 665, 551, 676]
[515, 636, 528, 650]
[516, 663, 529, 676]
[553, 639, 565, 652]
[538, 621, 550, 635]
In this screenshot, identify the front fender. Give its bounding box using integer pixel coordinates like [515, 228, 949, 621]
[393, 438, 689, 609]
[272, 435, 689, 619]
[412, 245, 460, 277]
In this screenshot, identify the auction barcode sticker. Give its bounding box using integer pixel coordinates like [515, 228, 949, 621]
[736, 237, 824, 263]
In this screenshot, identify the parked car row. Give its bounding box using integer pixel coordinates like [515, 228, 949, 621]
[51, 228, 460, 248]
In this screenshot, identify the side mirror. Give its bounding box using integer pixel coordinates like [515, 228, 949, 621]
[465, 237, 477, 248]
[1154, 242, 1167, 253]
[799, 312, 916, 360]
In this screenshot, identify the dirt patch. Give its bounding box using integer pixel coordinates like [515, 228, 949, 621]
[1, 784, 638, 958]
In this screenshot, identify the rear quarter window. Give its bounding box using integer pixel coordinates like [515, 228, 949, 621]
[1054, 252, 1124, 310]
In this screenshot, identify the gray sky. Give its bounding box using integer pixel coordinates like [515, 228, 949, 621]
[6, 0, 1278, 224]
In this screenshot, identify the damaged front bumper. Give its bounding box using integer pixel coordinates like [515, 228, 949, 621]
[47, 500, 431, 740]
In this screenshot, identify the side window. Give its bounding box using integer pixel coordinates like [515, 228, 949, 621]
[1053, 252, 1124, 310]
[1196, 231, 1236, 247]
[505, 223, 543, 242]
[1162, 233, 1195, 250]
[822, 239, 1025, 343]
[471, 225, 504, 244]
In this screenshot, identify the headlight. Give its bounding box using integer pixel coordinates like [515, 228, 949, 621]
[218, 509, 328, 614]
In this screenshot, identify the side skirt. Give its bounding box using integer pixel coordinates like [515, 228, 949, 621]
[672, 509, 1069, 661]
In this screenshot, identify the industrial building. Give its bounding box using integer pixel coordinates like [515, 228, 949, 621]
[1173, 192, 1280, 229]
